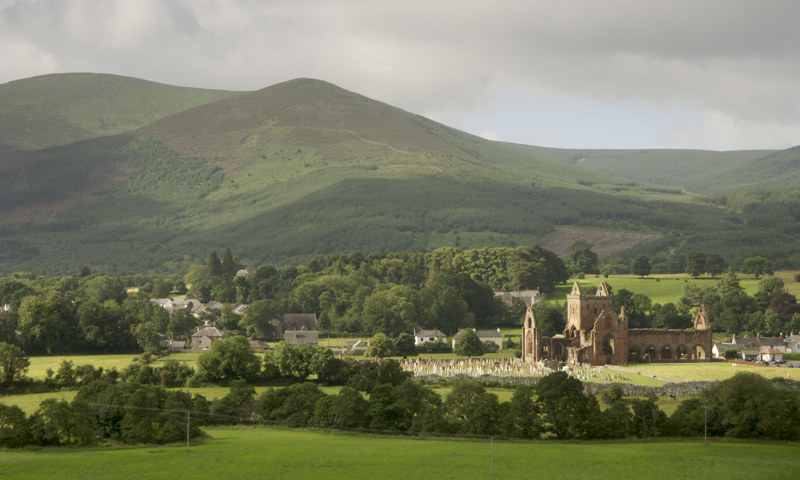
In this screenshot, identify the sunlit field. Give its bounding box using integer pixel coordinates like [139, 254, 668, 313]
[1, 427, 798, 480]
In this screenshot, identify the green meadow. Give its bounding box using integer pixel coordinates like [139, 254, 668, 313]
[1, 427, 798, 480]
[546, 274, 774, 306]
[621, 361, 800, 383]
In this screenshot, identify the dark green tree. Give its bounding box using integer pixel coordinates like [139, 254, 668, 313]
[221, 247, 236, 278]
[741, 255, 773, 279]
[565, 245, 598, 274]
[207, 251, 223, 278]
[366, 333, 396, 358]
[536, 371, 591, 439]
[454, 329, 483, 357]
[0, 403, 30, 447]
[500, 385, 542, 439]
[393, 332, 418, 357]
[705, 253, 726, 278]
[0, 342, 29, 387]
[686, 250, 706, 278]
[631, 255, 651, 278]
[196, 336, 261, 383]
[240, 299, 281, 340]
[444, 382, 500, 435]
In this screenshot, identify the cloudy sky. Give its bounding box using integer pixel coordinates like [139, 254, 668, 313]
[2, 0, 799, 150]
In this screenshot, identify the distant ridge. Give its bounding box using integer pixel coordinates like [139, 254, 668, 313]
[0, 73, 798, 274]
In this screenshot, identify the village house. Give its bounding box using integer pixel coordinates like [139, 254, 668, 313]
[759, 348, 784, 363]
[191, 322, 227, 350]
[150, 298, 203, 315]
[272, 313, 318, 345]
[494, 289, 541, 307]
[414, 328, 447, 346]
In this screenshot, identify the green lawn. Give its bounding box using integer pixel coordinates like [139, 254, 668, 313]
[1, 427, 798, 480]
[623, 361, 800, 383]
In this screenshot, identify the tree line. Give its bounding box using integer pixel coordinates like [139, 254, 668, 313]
[2, 337, 798, 447]
[0, 245, 568, 356]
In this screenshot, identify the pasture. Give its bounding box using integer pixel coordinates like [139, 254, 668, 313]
[619, 361, 800, 383]
[1, 427, 798, 480]
[546, 274, 772, 306]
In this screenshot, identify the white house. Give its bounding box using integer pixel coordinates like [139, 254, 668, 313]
[414, 328, 447, 346]
[758, 348, 783, 363]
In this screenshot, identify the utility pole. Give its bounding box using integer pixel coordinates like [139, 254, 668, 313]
[490, 436, 495, 476]
[186, 411, 191, 452]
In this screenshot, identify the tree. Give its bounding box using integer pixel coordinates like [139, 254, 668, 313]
[444, 382, 500, 435]
[207, 251, 223, 278]
[221, 247, 236, 278]
[416, 283, 473, 335]
[18, 293, 76, 354]
[705, 253, 726, 278]
[0, 342, 29, 387]
[741, 255, 773, 279]
[270, 342, 312, 381]
[454, 329, 483, 357]
[240, 299, 281, 340]
[500, 385, 542, 439]
[361, 286, 417, 336]
[565, 245, 598, 274]
[0, 403, 30, 447]
[366, 332, 396, 358]
[685, 251, 706, 278]
[723, 348, 739, 360]
[196, 336, 261, 383]
[536, 371, 591, 439]
[631, 255, 651, 279]
[393, 332, 418, 357]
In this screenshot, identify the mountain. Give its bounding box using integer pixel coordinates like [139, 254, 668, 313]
[0, 74, 798, 274]
[508, 144, 800, 194]
[0, 73, 240, 152]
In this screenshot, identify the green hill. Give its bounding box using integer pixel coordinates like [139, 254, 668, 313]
[0, 73, 240, 152]
[510, 143, 800, 194]
[0, 74, 798, 274]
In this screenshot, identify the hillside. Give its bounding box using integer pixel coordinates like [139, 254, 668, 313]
[510, 144, 800, 194]
[0, 74, 798, 274]
[0, 73, 240, 152]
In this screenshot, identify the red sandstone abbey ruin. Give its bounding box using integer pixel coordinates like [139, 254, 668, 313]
[522, 281, 712, 365]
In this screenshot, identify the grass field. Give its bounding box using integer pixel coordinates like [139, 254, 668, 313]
[1, 427, 798, 480]
[619, 361, 800, 383]
[26, 354, 146, 379]
[546, 273, 780, 306]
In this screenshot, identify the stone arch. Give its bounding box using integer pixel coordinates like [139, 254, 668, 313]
[553, 343, 564, 357]
[693, 344, 708, 360]
[568, 325, 577, 338]
[677, 345, 689, 359]
[659, 345, 673, 360]
[643, 345, 657, 362]
[628, 346, 641, 363]
[602, 335, 615, 356]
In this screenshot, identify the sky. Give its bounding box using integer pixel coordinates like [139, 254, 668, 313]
[1, 0, 799, 151]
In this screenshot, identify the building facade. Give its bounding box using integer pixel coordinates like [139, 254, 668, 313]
[522, 281, 712, 366]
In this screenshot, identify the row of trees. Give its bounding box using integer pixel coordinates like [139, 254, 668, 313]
[568, 243, 775, 280]
[1, 245, 568, 356]
[3, 358, 797, 448]
[681, 272, 800, 334]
